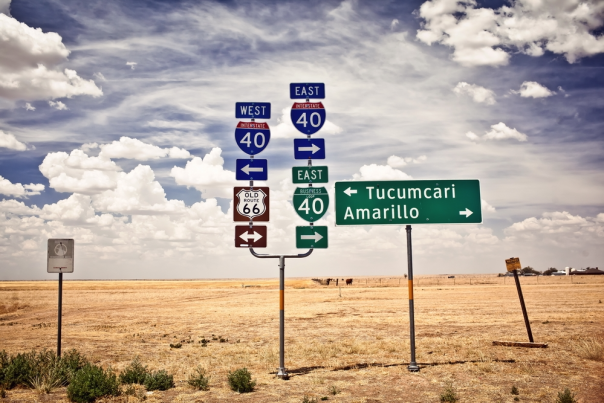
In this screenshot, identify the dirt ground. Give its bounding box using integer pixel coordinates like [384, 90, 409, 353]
[1, 275, 603, 402]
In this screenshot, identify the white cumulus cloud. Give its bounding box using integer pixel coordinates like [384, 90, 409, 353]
[48, 100, 68, 110]
[92, 165, 186, 215]
[387, 155, 427, 168]
[126, 62, 137, 70]
[0, 13, 102, 101]
[0, 175, 44, 197]
[352, 164, 412, 181]
[416, 0, 604, 66]
[99, 137, 190, 160]
[514, 81, 555, 98]
[453, 82, 496, 104]
[39, 149, 122, 194]
[467, 122, 527, 142]
[0, 130, 27, 150]
[170, 147, 236, 199]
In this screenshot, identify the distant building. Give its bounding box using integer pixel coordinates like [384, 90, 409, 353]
[569, 268, 604, 275]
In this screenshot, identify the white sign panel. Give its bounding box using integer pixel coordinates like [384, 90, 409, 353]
[47, 239, 74, 273]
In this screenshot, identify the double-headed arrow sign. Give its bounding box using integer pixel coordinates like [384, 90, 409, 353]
[235, 226, 267, 247]
[335, 180, 482, 225]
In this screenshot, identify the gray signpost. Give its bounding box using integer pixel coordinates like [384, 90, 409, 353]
[236, 89, 327, 379]
[47, 239, 74, 357]
[334, 179, 482, 372]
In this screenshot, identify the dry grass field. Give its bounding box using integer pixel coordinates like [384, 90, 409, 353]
[1, 275, 603, 402]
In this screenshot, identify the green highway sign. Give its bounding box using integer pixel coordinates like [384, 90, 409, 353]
[292, 166, 328, 184]
[293, 187, 329, 222]
[296, 226, 328, 248]
[334, 180, 482, 225]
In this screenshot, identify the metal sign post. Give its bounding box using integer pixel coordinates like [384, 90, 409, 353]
[249, 248, 313, 379]
[57, 272, 63, 357]
[506, 257, 534, 342]
[405, 225, 420, 372]
[334, 180, 483, 372]
[47, 239, 74, 357]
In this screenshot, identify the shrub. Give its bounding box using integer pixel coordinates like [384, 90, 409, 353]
[144, 370, 174, 391]
[302, 396, 318, 403]
[0, 349, 88, 392]
[169, 343, 182, 349]
[66, 363, 119, 403]
[555, 388, 576, 403]
[440, 383, 458, 403]
[328, 385, 340, 395]
[1, 351, 34, 389]
[119, 357, 148, 385]
[511, 385, 519, 395]
[227, 368, 256, 393]
[187, 366, 210, 391]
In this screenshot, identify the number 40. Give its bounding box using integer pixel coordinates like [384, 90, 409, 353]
[296, 112, 322, 128]
[240, 132, 266, 149]
[298, 197, 324, 215]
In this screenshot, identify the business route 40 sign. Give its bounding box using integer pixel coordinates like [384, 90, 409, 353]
[334, 180, 481, 225]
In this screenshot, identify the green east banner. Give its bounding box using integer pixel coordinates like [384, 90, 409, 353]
[334, 180, 482, 226]
[292, 166, 328, 184]
[296, 226, 328, 248]
[292, 187, 329, 222]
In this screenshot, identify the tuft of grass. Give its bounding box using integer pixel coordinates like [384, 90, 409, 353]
[119, 357, 148, 385]
[227, 368, 256, 393]
[144, 370, 174, 391]
[169, 343, 182, 349]
[555, 388, 576, 403]
[573, 338, 604, 361]
[320, 397, 328, 401]
[302, 396, 318, 403]
[440, 383, 458, 403]
[187, 366, 210, 391]
[328, 385, 340, 395]
[66, 363, 119, 403]
[511, 385, 519, 395]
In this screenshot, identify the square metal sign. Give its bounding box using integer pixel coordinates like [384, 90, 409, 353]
[47, 239, 74, 273]
[292, 166, 328, 184]
[235, 225, 267, 248]
[505, 257, 521, 272]
[233, 187, 270, 222]
[296, 226, 328, 249]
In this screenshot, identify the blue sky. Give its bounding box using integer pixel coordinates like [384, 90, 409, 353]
[1, 0, 603, 280]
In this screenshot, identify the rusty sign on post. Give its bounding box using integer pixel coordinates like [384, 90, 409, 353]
[505, 257, 521, 272]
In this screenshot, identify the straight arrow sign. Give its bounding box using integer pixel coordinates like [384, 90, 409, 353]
[236, 159, 268, 181]
[301, 232, 323, 242]
[241, 165, 264, 175]
[298, 144, 321, 154]
[294, 138, 325, 160]
[344, 187, 357, 197]
[459, 208, 473, 218]
[296, 226, 328, 249]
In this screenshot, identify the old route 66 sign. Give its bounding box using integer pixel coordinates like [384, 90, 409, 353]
[233, 187, 270, 222]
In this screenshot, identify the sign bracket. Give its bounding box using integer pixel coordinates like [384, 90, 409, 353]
[249, 247, 313, 379]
